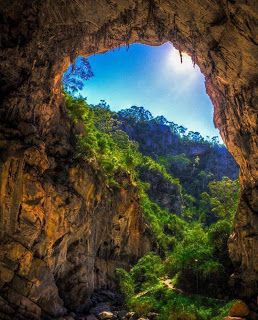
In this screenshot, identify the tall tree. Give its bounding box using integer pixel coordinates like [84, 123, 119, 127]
[63, 57, 94, 94]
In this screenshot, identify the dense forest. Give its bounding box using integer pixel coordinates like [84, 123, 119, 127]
[63, 91, 240, 319]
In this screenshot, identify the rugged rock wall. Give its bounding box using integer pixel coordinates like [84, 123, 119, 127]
[0, 0, 257, 318]
[0, 126, 151, 318]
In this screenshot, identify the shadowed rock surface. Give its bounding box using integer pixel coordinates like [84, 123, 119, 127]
[117, 107, 239, 198]
[138, 166, 183, 215]
[0, 0, 257, 318]
[0, 135, 151, 318]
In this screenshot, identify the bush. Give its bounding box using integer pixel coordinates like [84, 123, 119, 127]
[116, 268, 134, 300]
[138, 189, 186, 252]
[116, 262, 235, 320]
[130, 253, 165, 292]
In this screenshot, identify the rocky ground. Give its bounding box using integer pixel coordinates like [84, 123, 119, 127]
[57, 289, 158, 320]
[55, 290, 256, 320]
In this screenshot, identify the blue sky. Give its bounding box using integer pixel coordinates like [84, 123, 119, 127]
[80, 42, 220, 139]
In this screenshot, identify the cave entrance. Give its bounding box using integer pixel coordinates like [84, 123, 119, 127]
[63, 41, 239, 200]
[0, 1, 257, 318]
[61, 42, 240, 313]
[65, 42, 222, 141]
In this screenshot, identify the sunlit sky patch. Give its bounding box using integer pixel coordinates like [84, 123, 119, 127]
[80, 42, 221, 140]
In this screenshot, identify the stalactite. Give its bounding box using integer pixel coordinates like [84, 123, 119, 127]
[124, 25, 132, 49]
[179, 49, 183, 64]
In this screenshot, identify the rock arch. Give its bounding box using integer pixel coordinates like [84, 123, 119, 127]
[0, 0, 257, 318]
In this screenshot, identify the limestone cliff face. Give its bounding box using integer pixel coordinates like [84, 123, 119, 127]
[0, 127, 151, 318]
[0, 0, 257, 318]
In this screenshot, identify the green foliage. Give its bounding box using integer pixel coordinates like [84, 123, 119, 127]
[158, 154, 191, 171]
[116, 261, 236, 320]
[139, 188, 186, 252]
[118, 105, 153, 122]
[158, 290, 233, 320]
[206, 177, 239, 221]
[65, 94, 141, 183]
[65, 94, 179, 188]
[208, 219, 233, 271]
[65, 94, 91, 122]
[199, 177, 240, 225]
[116, 268, 135, 299]
[117, 191, 237, 318]
[168, 223, 215, 274]
[130, 253, 165, 293]
[142, 156, 180, 186]
[118, 105, 223, 146]
[208, 220, 232, 252]
[119, 186, 237, 316]
[66, 94, 239, 320]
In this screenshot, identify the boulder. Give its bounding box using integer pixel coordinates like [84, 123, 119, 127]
[125, 312, 137, 319]
[229, 301, 249, 317]
[99, 311, 116, 319]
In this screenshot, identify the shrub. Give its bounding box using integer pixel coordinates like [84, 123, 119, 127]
[65, 93, 180, 189]
[116, 268, 134, 300]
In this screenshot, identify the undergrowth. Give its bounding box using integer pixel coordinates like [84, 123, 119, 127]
[65, 94, 178, 188]
[116, 252, 236, 320]
[65, 93, 239, 320]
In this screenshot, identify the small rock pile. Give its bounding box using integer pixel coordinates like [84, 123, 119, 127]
[94, 310, 158, 320]
[58, 294, 258, 320]
[57, 290, 159, 320]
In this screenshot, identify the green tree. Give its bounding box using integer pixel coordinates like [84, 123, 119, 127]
[200, 177, 239, 223]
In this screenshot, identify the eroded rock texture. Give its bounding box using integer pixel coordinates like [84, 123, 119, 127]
[0, 130, 151, 319]
[0, 0, 257, 318]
